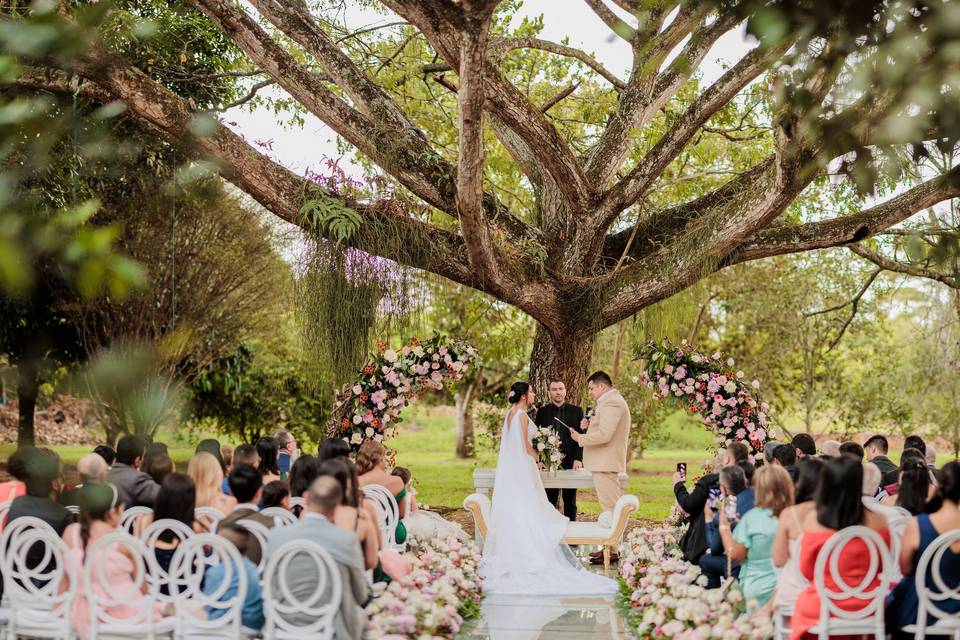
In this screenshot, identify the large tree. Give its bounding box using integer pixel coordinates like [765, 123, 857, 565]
[16, 0, 960, 396]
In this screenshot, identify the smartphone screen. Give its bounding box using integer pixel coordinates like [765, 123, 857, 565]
[708, 487, 721, 510]
[724, 495, 739, 521]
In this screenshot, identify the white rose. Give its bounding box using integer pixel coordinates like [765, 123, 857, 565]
[413, 346, 425, 357]
[723, 381, 736, 393]
[383, 349, 398, 363]
[350, 433, 362, 444]
[537, 443, 545, 451]
[352, 414, 362, 425]
[352, 385, 362, 395]
[726, 357, 735, 367]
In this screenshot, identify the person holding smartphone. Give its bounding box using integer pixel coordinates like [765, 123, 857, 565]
[700, 464, 755, 589]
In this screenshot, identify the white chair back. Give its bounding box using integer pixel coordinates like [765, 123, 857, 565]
[169, 533, 247, 638]
[361, 484, 400, 549]
[812, 525, 893, 639]
[118, 506, 152, 534]
[195, 506, 224, 533]
[0, 516, 76, 638]
[263, 540, 341, 640]
[913, 529, 960, 637]
[83, 531, 164, 639]
[261, 507, 298, 527]
[235, 518, 271, 572]
[0, 499, 12, 529]
[141, 518, 195, 602]
[289, 497, 305, 510]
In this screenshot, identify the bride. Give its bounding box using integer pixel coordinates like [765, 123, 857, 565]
[481, 381, 616, 595]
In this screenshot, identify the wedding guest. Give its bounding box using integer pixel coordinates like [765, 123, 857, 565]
[256, 437, 281, 484]
[107, 435, 160, 508]
[882, 458, 933, 515]
[879, 448, 927, 500]
[719, 464, 794, 610]
[763, 441, 783, 466]
[864, 435, 899, 487]
[886, 461, 960, 639]
[772, 444, 798, 481]
[143, 454, 174, 486]
[265, 477, 368, 640]
[820, 440, 841, 458]
[196, 438, 226, 473]
[789, 457, 890, 640]
[261, 481, 289, 510]
[862, 461, 910, 580]
[791, 433, 817, 459]
[700, 465, 753, 588]
[65, 483, 164, 639]
[771, 457, 824, 614]
[903, 435, 926, 457]
[92, 445, 116, 467]
[188, 451, 237, 517]
[61, 453, 110, 507]
[288, 455, 321, 514]
[319, 457, 380, 571]
[317, 437, 351, 462]
[272, 429, 296, 480]
[223, 444, 259, 495]
[534, 380, 585, 521]
[0, 446, 30, 503]
[925, 444, 937, 473]
[203, 524, 265, 632]
[7, 447, 71, 535]
[357, 440, 408, 545]
[221, 444, 233, 472]
[134, 473, 199, 592]
[839, 441, 864, 461]
[218, 464, 273, 565]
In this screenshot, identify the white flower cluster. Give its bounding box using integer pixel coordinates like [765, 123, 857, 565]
[532, 425, 564, 471]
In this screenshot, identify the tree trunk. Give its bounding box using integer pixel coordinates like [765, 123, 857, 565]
[528, 325, 596, 405]
[17, 359, 39, 448]
[454, 382, 476, 459]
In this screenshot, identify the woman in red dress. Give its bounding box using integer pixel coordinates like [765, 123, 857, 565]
[790, 457, 892, 640]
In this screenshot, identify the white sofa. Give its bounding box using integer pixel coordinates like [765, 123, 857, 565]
[462, 493, 639, 568]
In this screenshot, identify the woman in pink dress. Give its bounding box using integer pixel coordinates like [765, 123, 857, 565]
[790, 457, 891, 640]
[63, 483, 165, 640]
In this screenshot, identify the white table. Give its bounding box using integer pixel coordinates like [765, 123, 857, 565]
[471, 468, 629, 496]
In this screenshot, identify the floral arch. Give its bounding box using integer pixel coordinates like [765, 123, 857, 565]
[328, 335, 479, 452]
[637, 340, 775, 460]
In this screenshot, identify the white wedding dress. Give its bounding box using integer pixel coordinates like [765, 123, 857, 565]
[480, 409, 617, 595]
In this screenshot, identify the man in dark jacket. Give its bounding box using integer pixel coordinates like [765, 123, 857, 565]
[106, 435, 160, 508]
[864, 435, 899, 487]
[673, 470, 719, 563]
[535, 380, 584, 521]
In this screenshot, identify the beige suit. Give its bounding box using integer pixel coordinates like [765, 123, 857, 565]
[578, 388, 631, 512]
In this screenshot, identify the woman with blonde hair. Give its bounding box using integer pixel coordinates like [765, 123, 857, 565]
[188, 451, 236, 517]
[719, 463, 795, 610]
[356, 440, 408, 545]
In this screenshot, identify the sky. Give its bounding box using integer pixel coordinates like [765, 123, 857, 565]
[225, 1, 756, 179]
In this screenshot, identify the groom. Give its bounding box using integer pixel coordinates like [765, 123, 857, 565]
[569, 371, 631, 563]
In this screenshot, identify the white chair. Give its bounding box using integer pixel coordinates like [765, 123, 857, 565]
[289, 497, 305, 510]
[808, 525, 895, 640]
[65, 504, 80, 516]
[119, 506, 153, 534]
[141, 518, 195, 603]
[262, 540, 341, 640]
[903, 530, 960, 639]
[773, 605, 794, 640]
[83, 531, 175, 639]
[169, 533, 258, 639]
[0, 516, 76, 639]
[235, 518, 271, 572]
[0, 499, 12, 528]
[361, 484, 402, 550]
[261, 507, 298, 527]
[194, 507, 224, 533]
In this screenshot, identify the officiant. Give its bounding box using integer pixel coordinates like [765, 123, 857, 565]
[534, 380, 584, 521]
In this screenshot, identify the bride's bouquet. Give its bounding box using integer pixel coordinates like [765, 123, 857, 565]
[533, 426, 564, 472]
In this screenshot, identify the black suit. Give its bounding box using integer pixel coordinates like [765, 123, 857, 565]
[535, 402, 584, 521]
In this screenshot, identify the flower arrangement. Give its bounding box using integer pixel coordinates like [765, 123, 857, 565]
[636, 339, 774, 460]
[330, 335, 479, 452]
[532, 425, 564, 471]
[618, 525, 773, 640]
[366, 537, 484, 639]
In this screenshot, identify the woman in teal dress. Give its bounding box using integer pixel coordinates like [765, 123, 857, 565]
[719, 464, 795, 610]
[356, 439, 408, 545]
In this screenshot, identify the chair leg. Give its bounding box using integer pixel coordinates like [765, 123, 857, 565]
[603, 546, 610, 569]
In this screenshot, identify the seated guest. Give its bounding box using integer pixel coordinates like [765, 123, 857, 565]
[772, 457, 824, 614]
[319, 457, 380, 571]
[791, 433, 817, 460]
[221, 444, 233, 473]
[261, 481, 289, 510]
[862, 461, 910, 579]
[188, 451, 237, 518]
[903, 435, 926, 457]
[8, 447, 71, 534]
[0, 446, 31, 502]
[93, 445, 116, 467]
[203, 525, 264, 632]
[820, 440, 841, 458]
[272, 429, 296, 480]
[763, 441, 783, 466]
[256, 437, 282, 484]
[134, 473, 198, 594]
[925, 444, 937, 473]
[357, 440, 408, 545]
[393, 466, 469, 542]
[882, 457, 933, 515]
[839, 441, 864, 461]
[107, 435, 161, 508]
[288, 455, 320, 518]
[218, 464, 273, 564]
[195, 438, 226, 473]
[887, 461, 960, 639]
[864, 434, 899, 487]
[223, 444, 259, 495]
[61, 453, 110, 507]
[143, 454, 174, 486]
[317, 436, 351, 462]
[772, 444, 798, 481]
[265, 477, 368, 640]
[700, 464, 753, 588]
[879, 447, 926, 500]
[790, 457, 891, 640]
[719, 465, 794, 610]
[65, 484, 164, 639]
